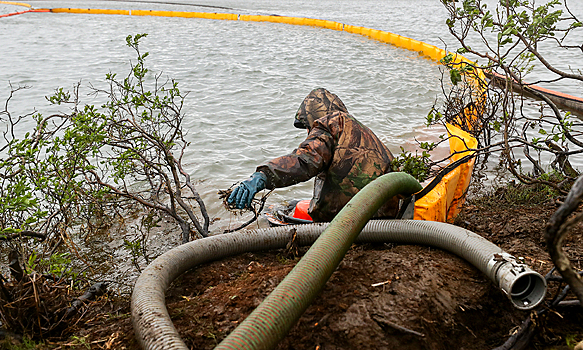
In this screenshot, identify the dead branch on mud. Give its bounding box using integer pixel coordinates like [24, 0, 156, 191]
[494, 267, 582, 350]
[546, 174, 583, 304]
[1, 249, 111, 340]
[65, 282, 108, 318]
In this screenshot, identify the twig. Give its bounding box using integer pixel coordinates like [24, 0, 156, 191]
[372, 314, 425, 337]
[371, 280, 392, 287]
[223, 190, 273, 233]
[176, 158, 209, 236]
[65, 282, 108, 318]
[557, 300, 581, 307]
[545, 174, 583, 304]
[0, 230, 46, 241]
[492, 315, 536, 350]
[0, 273, 12, 302]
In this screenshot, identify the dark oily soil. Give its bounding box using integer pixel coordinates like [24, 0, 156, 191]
[167, 246, 516, 350]
[4, 186, 583, 349]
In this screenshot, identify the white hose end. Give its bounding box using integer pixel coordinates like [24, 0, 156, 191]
[488, 253, 547, 310]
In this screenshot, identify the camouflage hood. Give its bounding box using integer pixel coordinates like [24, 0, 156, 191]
[294, 88, 348, 130]
[259, 91, 396, 221]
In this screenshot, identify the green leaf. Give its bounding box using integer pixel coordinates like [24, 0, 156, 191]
[2, 227, 21, 234]
[492, 120, 501, 132]
[450, 69, 462, 85]
[502, 27, 514, 35]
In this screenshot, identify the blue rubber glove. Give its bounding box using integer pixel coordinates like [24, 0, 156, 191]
[228, 172, 267, 209]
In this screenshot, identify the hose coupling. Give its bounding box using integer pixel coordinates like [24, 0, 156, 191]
[487, 253, 547, 310]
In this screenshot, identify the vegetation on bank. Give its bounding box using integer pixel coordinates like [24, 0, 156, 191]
[1, 34, 211, 342]
[0, 0, 582, 348]
[428, 1, 583, 347]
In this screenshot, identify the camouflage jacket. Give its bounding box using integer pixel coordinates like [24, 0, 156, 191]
[257, 109, 397, 222]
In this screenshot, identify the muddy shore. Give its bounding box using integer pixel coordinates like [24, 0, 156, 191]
[2, 183, 582, 349]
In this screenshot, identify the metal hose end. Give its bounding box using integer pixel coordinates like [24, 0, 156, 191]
[488, 253, 547, 310]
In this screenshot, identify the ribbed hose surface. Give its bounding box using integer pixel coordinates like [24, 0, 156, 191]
[132, 172, 421, 349]
[215, 173, 422, 350]
[132, 219, 515, 350]
[355, 220, 503, 281]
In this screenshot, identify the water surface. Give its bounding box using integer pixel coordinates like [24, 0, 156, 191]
[0, 1, 581, 261]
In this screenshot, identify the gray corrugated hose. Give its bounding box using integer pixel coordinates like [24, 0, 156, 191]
[132, 175, 546, 350]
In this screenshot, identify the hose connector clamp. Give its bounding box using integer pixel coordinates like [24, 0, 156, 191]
[487, 253, 547, 310]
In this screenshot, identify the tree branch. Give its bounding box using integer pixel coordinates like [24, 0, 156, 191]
[545, 174, 583, 304]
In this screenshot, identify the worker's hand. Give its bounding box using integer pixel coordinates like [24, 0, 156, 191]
[228, 172, 267, 209]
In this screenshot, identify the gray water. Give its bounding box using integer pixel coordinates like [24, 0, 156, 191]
[1, 0, 582, 266]
[0, 0, 456, 234]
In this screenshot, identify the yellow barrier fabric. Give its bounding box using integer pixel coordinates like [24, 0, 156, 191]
[50, 8, 129, 15]
[414, 124, 477, 222]
[32, 7, 484, 223]
[0, 1, 31, 8]
[131, 10, 236, 20]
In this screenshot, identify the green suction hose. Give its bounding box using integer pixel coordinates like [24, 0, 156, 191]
[215, 172, 422, 350]
[132, 171, 547, 349]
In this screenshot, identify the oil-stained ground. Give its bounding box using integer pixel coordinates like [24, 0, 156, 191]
[2, 183, 582, 349]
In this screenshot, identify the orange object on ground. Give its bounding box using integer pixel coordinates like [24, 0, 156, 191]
[292, 200, 313, 221]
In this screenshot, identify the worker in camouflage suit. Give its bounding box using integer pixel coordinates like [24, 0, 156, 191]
[228, 88, 398, 222]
